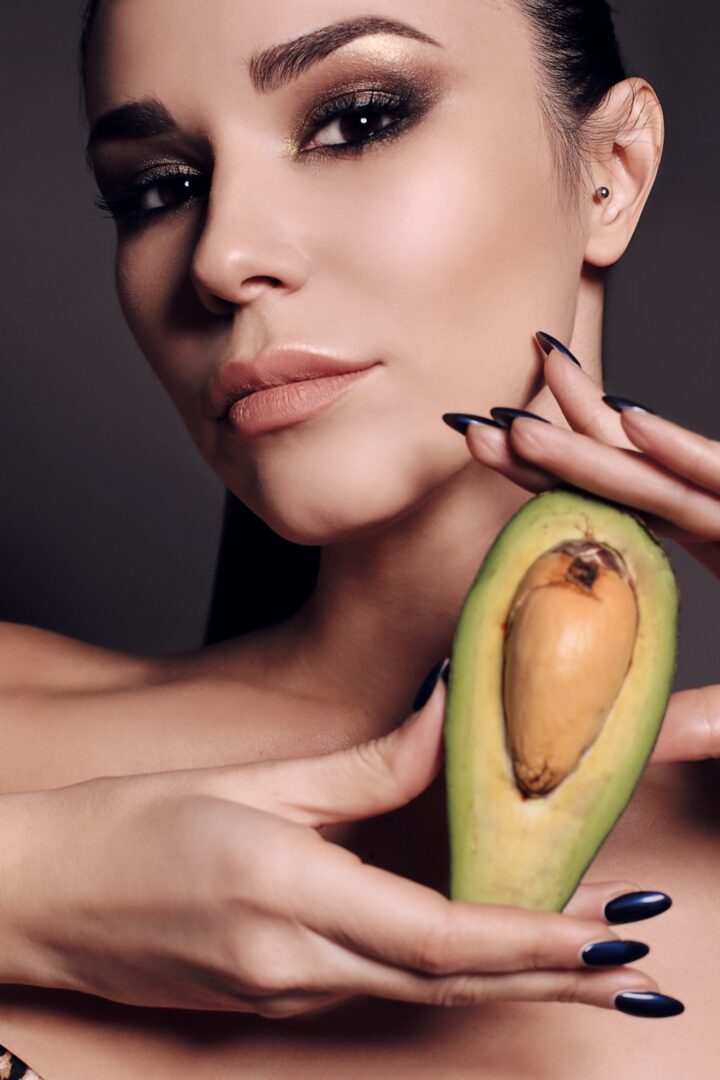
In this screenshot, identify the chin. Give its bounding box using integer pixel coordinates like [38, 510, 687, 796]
[221, 477, 409, 549]
[209, 412, 465, 545]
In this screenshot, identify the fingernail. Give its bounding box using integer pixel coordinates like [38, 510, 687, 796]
[614, 991, 685, 1018]
[442, 413, 504, 435]
[604, 891, 672, 924]
[603, 395, 658, 416]
[412, 658, 450, 712]
[490, 407, 551, 429]
[582, 940, 650, 967]
[535, 331, 583, 368]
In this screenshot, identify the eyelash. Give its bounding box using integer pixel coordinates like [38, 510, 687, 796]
[95, 83, 424, 230]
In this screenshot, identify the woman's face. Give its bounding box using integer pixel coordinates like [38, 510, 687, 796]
[86, 0, 590, 543]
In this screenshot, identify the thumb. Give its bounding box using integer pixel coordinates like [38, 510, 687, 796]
[648, 685, 720, 764]
[239, 658, 450, 828]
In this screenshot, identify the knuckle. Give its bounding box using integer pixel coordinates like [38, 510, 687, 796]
[415, 908, 460, 975]
[351, 739, 411, 803]
[254, 994, 306, 1020]
[253, 964, 292, 996]
[514, 913, 558, 971]
[519, 920, 556, 971]
[230, 940, 291, 997]
[525, 938, 546, 972]
[434, 976, 489, 1008]
[556, 973, 585, 1005]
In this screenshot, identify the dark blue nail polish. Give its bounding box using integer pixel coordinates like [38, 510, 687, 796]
[603, 395, 658, 416]
[614, 992, 685, 1018]
[412, 658, 450, 712]
[535, 331, 583, 368]
[490, 407, 551, 429]
[582, 940, 649, 967]
[443, 413, 504, 435]
[604, 891, 672, 924]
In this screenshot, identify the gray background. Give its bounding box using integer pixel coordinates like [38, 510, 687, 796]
[1, 2, 717, 690]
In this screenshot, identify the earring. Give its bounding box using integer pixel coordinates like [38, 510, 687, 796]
[596, 186, 611, 200]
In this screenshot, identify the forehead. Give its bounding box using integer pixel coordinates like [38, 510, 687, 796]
[85, 0, 532, 121]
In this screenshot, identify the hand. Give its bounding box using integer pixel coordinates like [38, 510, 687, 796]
[0, 668, 660, 1018]
[457, 331, 720, 766]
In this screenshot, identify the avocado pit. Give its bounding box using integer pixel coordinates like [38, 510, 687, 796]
[502, 540, 639, 798]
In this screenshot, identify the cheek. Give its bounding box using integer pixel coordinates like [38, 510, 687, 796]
[363, 153, 563, 320]
[115, 237, 169, 363]
[333, 110, 580, 400]
[114, 227, 199, 406]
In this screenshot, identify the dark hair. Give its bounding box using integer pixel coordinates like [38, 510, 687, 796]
[79, 0, 629, 642]
[515, 1, 629, 195]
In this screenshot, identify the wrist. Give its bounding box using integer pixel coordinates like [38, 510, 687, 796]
[0, 789, 68, 988]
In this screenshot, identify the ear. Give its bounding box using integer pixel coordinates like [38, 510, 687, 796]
[583, 77, 665, 267]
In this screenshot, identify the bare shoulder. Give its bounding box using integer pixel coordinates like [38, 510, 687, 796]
[0, 620, 165, 694]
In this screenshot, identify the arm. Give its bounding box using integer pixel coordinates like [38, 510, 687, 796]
[0, 661, 659, 1015]
[0, 620, 158, 694]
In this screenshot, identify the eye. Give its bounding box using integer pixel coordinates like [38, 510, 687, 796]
[300, 86, 422, 156]
[136, 174, 199, 212]
[94, 164, 209, 227]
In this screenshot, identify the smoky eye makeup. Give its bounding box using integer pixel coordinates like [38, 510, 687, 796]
[94, 160, 210, 229]
[93, 61, 447, 230]
[289, 62, 447, 158]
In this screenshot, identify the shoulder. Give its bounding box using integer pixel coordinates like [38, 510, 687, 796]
[0, 620, 165, 694]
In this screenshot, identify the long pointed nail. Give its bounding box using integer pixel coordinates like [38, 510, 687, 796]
[582, 940, 650, 967]
[490, 407, 551, 429]
[603, 395, 658, 416]
[536, 331, 583, 368]
[412, 659, 450, 712]
[604, 891, 672, 924]
[442, 413, 504, 435]
[614, 991, 685, 1018]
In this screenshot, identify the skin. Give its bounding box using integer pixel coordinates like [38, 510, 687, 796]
[85, 0, 606, 716]
[2, 0, 720, 1075]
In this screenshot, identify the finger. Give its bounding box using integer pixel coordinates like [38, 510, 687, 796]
[371, 966, 659, 1011]
[464, 423, 558, 493]
[616, 406, 720, 496]
[540, 341, 637, 449]
[464, 421, 718, 557]
[618, 511, 720, 574]
[281, 928, 659, 1012]
[507, 418, 720, 540]
[306, 844, 627, 977]
[648, 685, 720, 764]
[268, 950, 660, 1015]
[199, 662, 448, 827]
[562, 880, 646, 921]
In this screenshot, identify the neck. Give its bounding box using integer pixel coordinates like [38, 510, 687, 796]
[253, 286, 605, 733]
[294, 459, 530, 723]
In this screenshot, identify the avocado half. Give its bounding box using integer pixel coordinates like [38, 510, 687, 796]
[444, 487, 679, 912]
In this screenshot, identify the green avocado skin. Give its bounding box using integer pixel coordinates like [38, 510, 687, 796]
[444, 488, 679, 912]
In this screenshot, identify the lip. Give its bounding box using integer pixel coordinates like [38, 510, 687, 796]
[208, 347, 380, 422]
[224, 366, 379, 437]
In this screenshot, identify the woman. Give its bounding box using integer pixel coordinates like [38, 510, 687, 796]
[1, 0, 718, 1075]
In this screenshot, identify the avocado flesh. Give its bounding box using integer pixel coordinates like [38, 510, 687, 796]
[444, 488, 679, 912]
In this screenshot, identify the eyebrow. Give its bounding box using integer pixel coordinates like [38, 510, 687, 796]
[248, 15, 442, 92]
[85, 15, 442, 161]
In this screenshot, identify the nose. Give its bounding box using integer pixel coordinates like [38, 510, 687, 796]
[190, 162, 310, 314]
